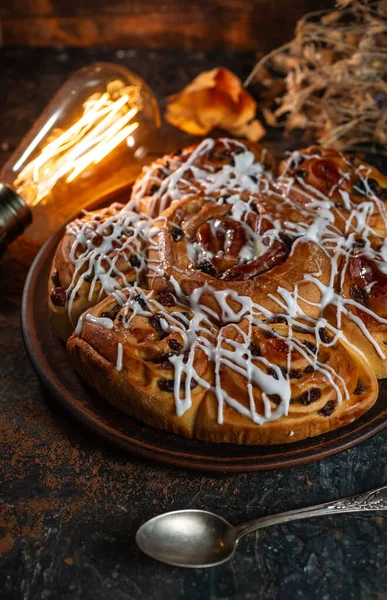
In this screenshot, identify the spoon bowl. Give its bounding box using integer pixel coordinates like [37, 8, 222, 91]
[136, 484, 387, 568]
[136, 509, 236, 568]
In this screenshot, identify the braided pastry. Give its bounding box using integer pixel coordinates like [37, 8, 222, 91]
[49, 138, 387, 445]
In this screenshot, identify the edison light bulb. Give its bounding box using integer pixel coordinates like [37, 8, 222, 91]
[0, 62, 161, 251]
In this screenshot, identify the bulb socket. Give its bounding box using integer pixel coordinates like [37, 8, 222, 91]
[0, 183, 32, 255]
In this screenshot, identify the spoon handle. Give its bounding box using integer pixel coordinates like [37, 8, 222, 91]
[235, 484, 387, 540]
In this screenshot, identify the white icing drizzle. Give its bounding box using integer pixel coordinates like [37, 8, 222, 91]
[116, 342, 123, 372]
[131, 138, 273, 216]
[70, 140, 387, 427]
[64, 203, 151, 326]
[85, 314, 114, 329]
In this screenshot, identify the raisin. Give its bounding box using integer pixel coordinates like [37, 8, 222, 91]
[268, 394, 281, 405]
[350, 285, 367, 306]
[117, 315, 123, 323]
[158, 292, 175, 306]
[83, 274, 93, 283]
[318, 400, 335, 417]
[133, 294, 147, 309]
[159, 361, 174, 370]
[171, 227, 184, 242]
[278, 232, 294, 250]
[304, 365, 315, 374]
[250, 175, 258, 184]
[304, 341, 318, 354]
[196, 260, 217, 276]
[50, 287, 67, 307]
[130, 254, 141, 268]
[353, 239, 366, 250]
[175, 312, 191, 329]
[234, 145, 245, 155]
[174, 149, 183, 156]
[269, 368, 279, 380]
[148, 313, 163, 332]
[158, 379, 175, 392]
[181, 379, 198, 390]
[51, 270, 60, 287]
[353, 179, 367, 196]
[289, 369, 302, 379]
[248, 342, 261, 357]
[310, 146, 322, 156]
[318, 327, 331, 344]
[183, 349, 190, 363]
[264, 330, 276, 339]
[299, 387, 322, 405]
[293, 326, 309, 334]
[150, 184, 160, 194]
[151, 352, 175, 364]
[209, 148, 232, 161]
[295, 169, 307, 179]
[354, 382, 366, 395]
[168, 339, 183, 352]
[367, 178, 379, 192]
[91, 233, 103, 247]
[272, 315, 287, 324]
[101, 305, 120, 320]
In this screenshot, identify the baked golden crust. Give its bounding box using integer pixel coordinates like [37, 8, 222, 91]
[325, 250, 387, 378]
[67, 290, 378, 444]
[49, 138, 387, 445]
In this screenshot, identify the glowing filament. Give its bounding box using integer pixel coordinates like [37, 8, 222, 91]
[14, 88, 140, 206]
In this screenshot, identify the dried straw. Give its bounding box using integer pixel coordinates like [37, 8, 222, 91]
[245, 0, 387, 151]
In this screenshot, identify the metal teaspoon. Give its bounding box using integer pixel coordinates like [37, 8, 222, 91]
[136, 484, 387, 568]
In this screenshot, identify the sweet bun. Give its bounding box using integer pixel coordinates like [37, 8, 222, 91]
[49, 138, 387, 444]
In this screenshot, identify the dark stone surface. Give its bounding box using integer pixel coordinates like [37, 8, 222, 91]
[0, 47, 386, 600]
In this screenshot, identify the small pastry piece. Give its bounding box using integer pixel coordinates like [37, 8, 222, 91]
[132, 137, 275, 217]
[326, 245, 387, 378]
[195, 316, 377, 444]
[49, 204, 149, 341]
[278, 146, 387, 239]
[67, 287, 214, 438]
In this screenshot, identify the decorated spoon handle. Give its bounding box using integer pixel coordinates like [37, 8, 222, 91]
[235, 484, 387, 540]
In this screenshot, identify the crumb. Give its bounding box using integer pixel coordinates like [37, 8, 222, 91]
[64, 557, 73, 566]
[305, 475, 312, 486]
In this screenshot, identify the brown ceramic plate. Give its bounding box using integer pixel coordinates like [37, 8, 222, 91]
[22, 217, 387, 472]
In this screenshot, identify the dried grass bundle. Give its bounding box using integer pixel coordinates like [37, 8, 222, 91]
[246, 0, 387, 151]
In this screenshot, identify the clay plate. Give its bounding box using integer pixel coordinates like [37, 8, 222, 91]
[22, 216, 387, 472]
